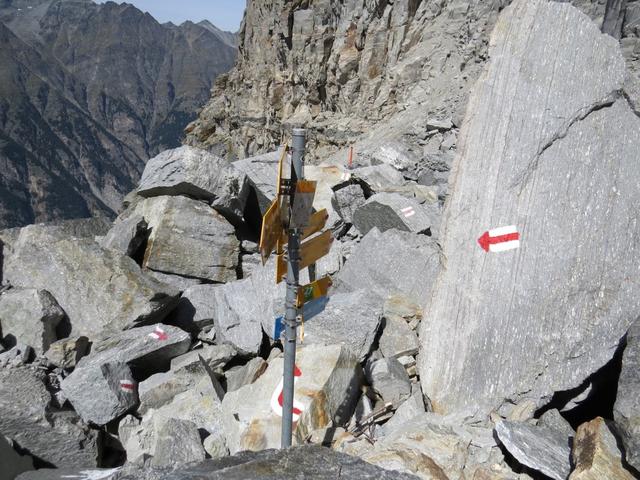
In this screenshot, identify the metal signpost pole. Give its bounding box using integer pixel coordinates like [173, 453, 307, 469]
[281, 128, 306, 448]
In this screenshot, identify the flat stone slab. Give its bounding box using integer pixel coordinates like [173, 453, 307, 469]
[353, 192, 440, 236]
[335, 228, 441, 305]
[495, 420, 571, 480]
[418, 0, 640, 418]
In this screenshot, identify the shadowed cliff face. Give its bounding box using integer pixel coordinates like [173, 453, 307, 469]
[0, 0, 237, 228]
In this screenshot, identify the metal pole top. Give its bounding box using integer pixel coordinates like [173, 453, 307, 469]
[292, 128, 306, 138]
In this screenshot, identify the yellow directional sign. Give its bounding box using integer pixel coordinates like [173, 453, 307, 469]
[297, 276, 332, 307]
[289, 180, 317, 229]
[259, 200, 283, 265]
[276, 230, 334, 284]
[280, 209, 328, 246]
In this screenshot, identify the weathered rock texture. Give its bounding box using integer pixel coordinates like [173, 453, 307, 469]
[4, 225, 180, 338]
[16, 446, 421, 480]
[418, 0, 640, 418]
[0, 367, 101, 468]
[0, 0, 236, 228]
[569, 417, 635, 480]
[614, 318, 640, 471]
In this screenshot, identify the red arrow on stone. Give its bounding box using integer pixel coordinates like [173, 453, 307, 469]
[478, 225, 520, 253]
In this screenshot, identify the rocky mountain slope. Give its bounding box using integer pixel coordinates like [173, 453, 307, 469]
[185, 0, 638, 167]
[0, 0, 236, 228]
[1, 0, 640, 479]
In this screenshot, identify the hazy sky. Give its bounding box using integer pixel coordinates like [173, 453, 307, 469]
[95, 1, 247, 32]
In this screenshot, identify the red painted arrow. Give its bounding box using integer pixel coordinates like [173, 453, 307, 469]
[478, 231, 520, 252]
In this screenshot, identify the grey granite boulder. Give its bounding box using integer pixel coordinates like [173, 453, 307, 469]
[351, 164, 405, 194]
[364, 357, 411, 406]
[150, 418, 207, 468]
[225, 357, 268, 392]
[0, 368, 101, 468]
[0, 288, 64, 354]
[17, 446, 421, 480]
[3, 226, 180, 338]
[294, 290, 382, 362]
[614, 318, 640, 471]
[419, 0, 640, 418]
[332, 184, 366, 224]
[335, 228, 440, 305]
[495, 421, 571, 480]
[353, 192, 440, 236]
[138, 146, 250, 216]
[141, 195, 239, 283]
[120, 363, 225, 466]
[378, 315, 419, 359]
[232, 149, 281, 214]
[61, 324, 190, 425]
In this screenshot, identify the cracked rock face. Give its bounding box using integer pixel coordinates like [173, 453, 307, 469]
[418, 0, 640, 419]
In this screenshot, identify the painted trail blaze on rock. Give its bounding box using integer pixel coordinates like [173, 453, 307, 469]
[271, 365, 304, 420]
[418, 0, 640, 419]
[477, 225, 520, 252]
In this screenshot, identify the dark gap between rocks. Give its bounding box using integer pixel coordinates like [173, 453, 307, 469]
[535, 336, 626, 430]
[240, 187, 262, 243]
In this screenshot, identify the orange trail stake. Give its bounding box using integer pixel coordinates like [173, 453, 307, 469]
[348, 146, 354, 169]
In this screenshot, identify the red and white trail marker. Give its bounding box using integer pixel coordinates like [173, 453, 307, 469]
[148, 327, 168, 341]
[120, 380, 136, 393]
[401, 206, 416, 218]
[270, 365, 304, 421]
[478, 225, 520, 253]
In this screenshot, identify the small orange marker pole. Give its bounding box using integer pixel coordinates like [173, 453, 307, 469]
[348, 146, 354, 169]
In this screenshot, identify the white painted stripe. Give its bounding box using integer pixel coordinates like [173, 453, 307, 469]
[489, 225, 517, 237]
[489, 240, 520, 252]
[404, 210, 416, 218]
[400, 207, 414, 213]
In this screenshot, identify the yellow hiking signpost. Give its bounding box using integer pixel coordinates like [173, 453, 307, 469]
[257, 130, 334, 449]
[297, 276, 332, 308]
[275, 230, 333, 284]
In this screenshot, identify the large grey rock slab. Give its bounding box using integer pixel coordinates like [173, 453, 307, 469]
[294, 290, 382, 362]
[44, 336, 90, 370]
[356, 413, 497, 480]
[351, 164, 405, 194]
[419, 0, 640, 418]
[378, 388, 425, 437]
[17, 446, 421, 480]
[378, 315, 419, 359]
[61, 324, 190, 425]
[222, 344, 360, 454]
[495, 421, 571, 480]
[614, 318, 640, 471]
[0, 287, 64, 354]
[141, 196, 239, 283]
[331, 184, 366, 224]
[569, 417, 635, 480]
[171, 343, 238, 373]
[225, 357, 268, 392]
[364, 357, 411, 406]
[149, 418, 207, 468]
[120, 363, 224, 466]
[335, 228, 440, 305]
[231, 150, 281, 214]
[138, 146, 247, 208]
[138, 354, 221, 415]
[353, 192, 440, 236]
[210, 260, 284, 354]
[0, 368, 101, 468]
[3, 226, 180, 338]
